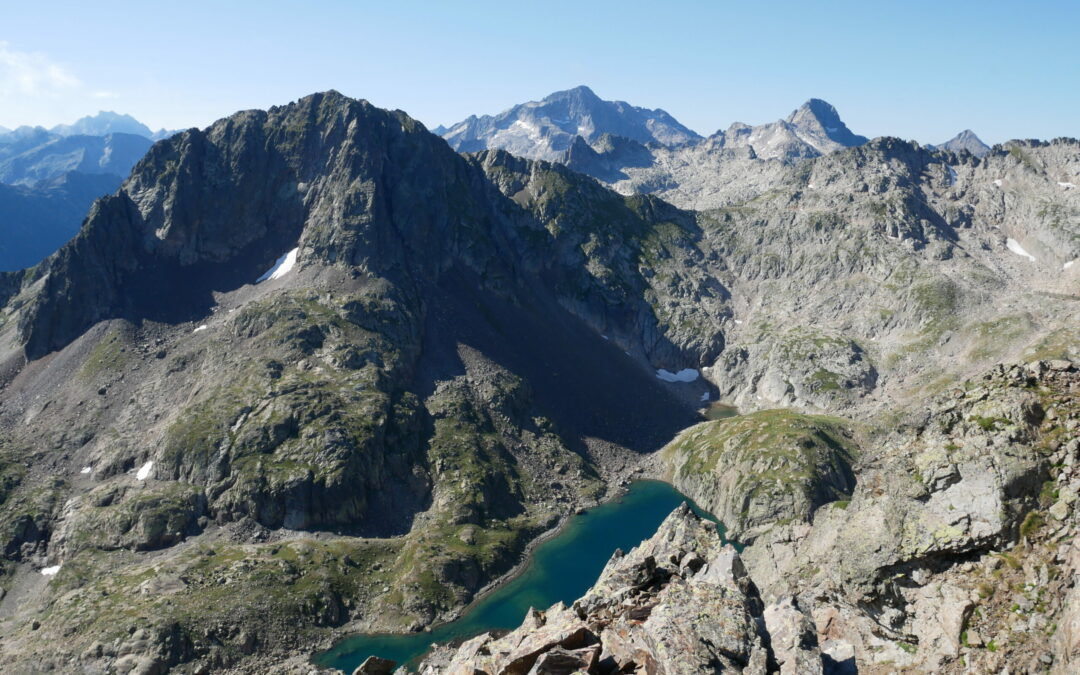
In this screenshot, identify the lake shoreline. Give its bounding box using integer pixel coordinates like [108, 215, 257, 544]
[311, 479, 643, 667]
[314, 479, 705, 672]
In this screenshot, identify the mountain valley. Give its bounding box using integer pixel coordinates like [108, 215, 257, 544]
[0, 88, 1076, 674]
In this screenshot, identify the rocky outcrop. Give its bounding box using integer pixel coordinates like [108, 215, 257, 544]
[740, 361, 1079, 672]
[662, 409, 858, 542]
[416, 503, 800, 674]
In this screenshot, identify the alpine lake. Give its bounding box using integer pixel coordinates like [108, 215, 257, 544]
[316, 480, 725, 672]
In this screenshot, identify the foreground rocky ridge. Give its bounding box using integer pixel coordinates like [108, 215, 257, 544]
[414, 504, 781, 675]
[410, 360, 1080, 674]
[739, 360, 1080, 673]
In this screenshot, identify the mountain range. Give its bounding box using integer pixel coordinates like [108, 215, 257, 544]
[0, 90, 1076, 674]
[435, 87, 997, 212]
[0, 112, 173, 270]
[0, 92, 997, 274]
[0, 110, 177, 143]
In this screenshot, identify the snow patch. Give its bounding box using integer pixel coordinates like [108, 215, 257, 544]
[734, 319, 743, 325]
[993, 179, 1003, 187]
[1065, 259, 1076, 270]
[508, 119, 543, 142]
[947, 166, 958, 185]
[826, 126, 838, 133]
[192, 324, 208, 333]
[41, 565, 61, 576]
[700, 392, 710, 402]
[656, 368, 699, 383]
[1059, 182, 1076, 189]
[1006, 238, 1036, 262]
[135, 461, 153, 481]
[257, 247, 299, 283]
[80, 466, 91, 474]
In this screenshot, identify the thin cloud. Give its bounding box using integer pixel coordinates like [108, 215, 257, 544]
[0, 41, 80, 97]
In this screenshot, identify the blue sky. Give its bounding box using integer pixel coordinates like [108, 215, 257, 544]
[1, 0, 1076, 144]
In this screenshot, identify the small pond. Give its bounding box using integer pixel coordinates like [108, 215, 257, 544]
[703, 402, 739, 420]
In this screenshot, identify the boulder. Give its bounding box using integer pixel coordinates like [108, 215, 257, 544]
[352, 655, 397, 675]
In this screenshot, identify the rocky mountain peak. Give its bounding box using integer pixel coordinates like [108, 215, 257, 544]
[439, 85, 700, 161]
[545, 84, 603, 104]
[786, 97, 868, 148]
[13, 90, 489, 357]
[51, 111, 154, 139]
[935, 128, 991, 157]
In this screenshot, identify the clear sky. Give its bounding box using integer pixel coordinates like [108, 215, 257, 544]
[1, 0, 1076, 145]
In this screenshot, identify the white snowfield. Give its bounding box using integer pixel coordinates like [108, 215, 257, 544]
[41, 565, 61, 576]
[1066, 260, 1077, 270]
[136, 461, 154, 481]
[1058, 182, 1076, 189]
[656, 368, 700, 383]
[80, 466, 91, 474]
[1006, 238, 1036, 262]
[700, 392, 710, 402]
[257, 247, 299, 283]
[192, 324, 208, 333]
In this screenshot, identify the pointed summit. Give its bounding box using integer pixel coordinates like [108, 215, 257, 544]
[714, 98, 868, 161]
[786, 99, 868, 149]
[934, 129, 990, 157]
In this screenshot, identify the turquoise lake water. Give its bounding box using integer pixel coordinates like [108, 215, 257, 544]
[315, 480, 721, 672]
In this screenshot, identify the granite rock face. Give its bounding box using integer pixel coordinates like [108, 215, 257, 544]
[739, 362, 1080, 673]
[662, 410, 858, 543]
[417, 504, 794, 674]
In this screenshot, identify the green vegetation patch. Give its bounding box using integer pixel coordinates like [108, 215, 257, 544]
[664, 409, 859, 481]
[79, 326, 132, 381]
